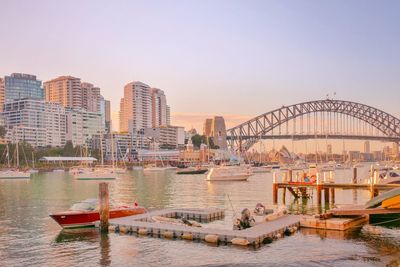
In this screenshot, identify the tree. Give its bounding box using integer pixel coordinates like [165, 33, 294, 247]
[191, 134, 206, 149]
[62, 141, 75, 156]
[0, 126, 6, 138]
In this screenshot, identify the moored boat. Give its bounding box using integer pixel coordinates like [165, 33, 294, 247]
[176, 167, 208, 175]
[0, 169, 31, 179]
[206, 165, 253, 181]
[50, 199, 147, 228]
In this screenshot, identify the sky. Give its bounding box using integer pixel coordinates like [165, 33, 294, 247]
[1, 0, 399, 137]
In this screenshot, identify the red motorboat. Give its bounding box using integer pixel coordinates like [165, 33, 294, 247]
[50, 199, 147, 228]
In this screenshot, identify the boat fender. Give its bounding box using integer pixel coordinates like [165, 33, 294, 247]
[204, 234, 219, 244]
[163, 231, 174, 239]
[263, 236, 273, 244]
[182, 233, 193, 240]
[138, 228, 148, 235]
[108, 225, 116, 232]
[119, 226, 127, 234]
[276, 233, 282, 239]
[231, 238, 250, 246]
[115, 225, 120, 233]
[293, 226, 298, 232]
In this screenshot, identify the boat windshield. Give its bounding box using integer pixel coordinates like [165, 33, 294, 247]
[70, 199, 98, 211]
[69, 199, 120, 211]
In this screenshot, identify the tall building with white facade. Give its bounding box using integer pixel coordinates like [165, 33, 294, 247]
[119, 82, 153, 132]
[65, 108, 103, 146]
[143, 125, 185, 148]
[166, 105, 171, 126]
[2, 99, 66, 147]
[44, 76, 82, 109]
[0, 78, 4, 111]
[151, 88, 168, 127]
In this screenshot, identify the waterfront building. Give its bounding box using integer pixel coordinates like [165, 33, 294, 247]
[2, 99, 66, 147]
[81, 82, 101, 112]
[99, 98, 111, 133]
[119, 81, 173, 132]
[0, 73, 44, 111]
[166, 105, 171, 125]
[65, 108, 103, 146]
[143, 125, 185, 149]
[44, 76, 82, 109]
[0, 78, 4, 111]
[151, 88, 168, 127]
[119, 81, 152, 132]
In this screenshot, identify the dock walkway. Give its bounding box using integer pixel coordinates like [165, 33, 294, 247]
[99, 208, 300, 246]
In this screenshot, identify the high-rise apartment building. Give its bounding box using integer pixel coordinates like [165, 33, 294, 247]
[44, 76, 82, 109]
[0, 78, 4, 111]
[2, 99, 66, 147]
[119, 81, 153, 132]
[151, 88, 168, 127]
[65, 108, 103, 146]
[100, 98, 111, 133]
[81, 82, 101, 112]
[119, 81, 171, 132]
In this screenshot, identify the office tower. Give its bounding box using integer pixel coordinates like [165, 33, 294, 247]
[210, 116, 228, 149]
[203, 119, 213, 136]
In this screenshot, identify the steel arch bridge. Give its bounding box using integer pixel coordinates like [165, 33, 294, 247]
[227, 99, 400, 151]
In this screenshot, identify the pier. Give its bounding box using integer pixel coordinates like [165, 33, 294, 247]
[97, 208, 301, 247]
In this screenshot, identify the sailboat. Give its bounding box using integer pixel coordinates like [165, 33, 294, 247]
[74, 134, 117, 180]
[143, 140, 169, 173]
[0, 142, 31, 179]
[28, 152, 39, 173]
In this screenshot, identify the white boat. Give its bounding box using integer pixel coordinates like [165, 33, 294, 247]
[29, 169, 39, 174]
[53, 169, 65, 173]
[143, 165, 167, 172]
[378, 170, 400, 185]
[0, 170, 31, 179]
[74, 169, 117, 180]
[206, 165, 253, 181]
[0, 142, 31, 179]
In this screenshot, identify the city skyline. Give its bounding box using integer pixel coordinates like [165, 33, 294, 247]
[1, 0, 399, 132]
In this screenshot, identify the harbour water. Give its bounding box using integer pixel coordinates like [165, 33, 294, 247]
[0, 167, 399, 266]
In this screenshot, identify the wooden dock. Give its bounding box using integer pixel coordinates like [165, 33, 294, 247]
[97, 208, 301, 246]
[329, 205, 400, 216]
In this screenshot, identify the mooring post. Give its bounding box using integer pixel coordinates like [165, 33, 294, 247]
[316, 173, 322, 206]
[272, 172, 278, 205]
[330, 188, 335, 204]
[352, 167, 357, 184]
[288, 169, 293, 182]
[99, 182, 110, 232]
[324, 187, 330, 204]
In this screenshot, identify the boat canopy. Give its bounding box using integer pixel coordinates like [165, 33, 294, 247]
[70, 199, 98, 211]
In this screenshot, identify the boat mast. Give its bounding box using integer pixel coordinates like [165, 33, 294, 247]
[16, 141, 19, 168]
[6, 143, 10, 168]
[110, 122, 115, 169]
[100, 132, 104, 166]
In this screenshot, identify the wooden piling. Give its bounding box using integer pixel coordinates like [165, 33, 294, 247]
[288, 169, 293, 182]
[352, 167, 357, 184]
[324, 188, 330, 204]
[282, 188, 286, 204]
[272, 172, 278, 205]
[316, 173, 322, 205]
[99, 182, 110, 232]
[330, 188, 335, 204]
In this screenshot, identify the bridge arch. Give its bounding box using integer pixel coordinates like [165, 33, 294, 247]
[227, 99, 400, 151]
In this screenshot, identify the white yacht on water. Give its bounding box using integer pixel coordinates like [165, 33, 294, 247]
[207, 165, 253, 181]
[0, 143, 31, 179]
